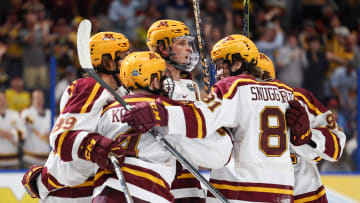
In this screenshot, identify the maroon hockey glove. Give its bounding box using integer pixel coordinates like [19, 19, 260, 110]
[22, 165, 43, 198]
[286, 100, 312, 146]
[121, 99, 168, 133]
[78, 133, 127, 171]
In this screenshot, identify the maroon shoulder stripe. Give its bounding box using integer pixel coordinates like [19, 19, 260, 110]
[62, 78, 101, 114]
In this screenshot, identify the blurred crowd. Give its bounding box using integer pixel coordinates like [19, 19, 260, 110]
[0, 0, 359, 171]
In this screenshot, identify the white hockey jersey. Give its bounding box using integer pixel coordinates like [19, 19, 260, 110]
[167, 75, 297, 202]
[21, 107, 51, 165]
[93, 94, 232, 203]
[0, 109, 25, 167]
[290, 88, 346, 202]
[170, 78, 200, 102]
[35, 77, 122, 202]
[168, 77, 206, 200]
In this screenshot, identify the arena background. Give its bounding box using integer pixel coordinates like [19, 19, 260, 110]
[0, 0, 359, 202]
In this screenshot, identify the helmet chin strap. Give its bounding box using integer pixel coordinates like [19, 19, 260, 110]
[133, 73, 170, 96]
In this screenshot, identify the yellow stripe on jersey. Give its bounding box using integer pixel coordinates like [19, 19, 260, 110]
[71, 180, 94, 188]
[223, 78, 293, 99]
[80, 83, 101, 113]
[294, 91, 322, 115]
[177, 173, 195, 179]
[94, 170, 113, 182]
[314, 157, 322, 162]
[94, 167, 167, 188]
[188, 103, 204, 138]
[101, 98, 172, 115]
[48, 178, 63, 189]
[212, 183, 293, 195]
[57, 131, 69, 160]
[329, 129, 339, 160]
[121, 166, 166, 188]
[294, 187, 326, 203]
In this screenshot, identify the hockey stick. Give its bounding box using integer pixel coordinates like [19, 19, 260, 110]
[243, 0, 250, 37]
[77, 20, 134, 203]
[192, 0, 214, 93]
[77, 19, 229, 203]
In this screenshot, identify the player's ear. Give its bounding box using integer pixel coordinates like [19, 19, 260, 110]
[158, 43, 169, 58]
[151, 76, 161, 90]
[231, 61, 242, 72]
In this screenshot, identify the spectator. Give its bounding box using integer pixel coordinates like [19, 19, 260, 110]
[19, 12, 50, 90]
[55, 66, 76, 105]
[108, 0, 146, 40]
[326, 26, 354, 77]
[5, 77, 30, 112]
[0, 91, 25, 169]
[330, 61, 357, 112]
[165, 0, 188, 22]
[0, 10, 23, 78]
[21, 89, 51, 167]
[52, 18, 74, 77]
[277, 33, 308, 88]
[303, 36, 328, 103]
[255, 20, 284, 62]
[298, 20, 318, 50]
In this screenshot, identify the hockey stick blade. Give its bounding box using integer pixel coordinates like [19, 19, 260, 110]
[76, 19, 134, 203]
[77, 20, 93, 69]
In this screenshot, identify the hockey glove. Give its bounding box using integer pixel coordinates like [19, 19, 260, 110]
[286, 100, 312, 146]
[78, 133, 127, 171]
[22, 165, 43, 198]
[121, 99, 168, 133]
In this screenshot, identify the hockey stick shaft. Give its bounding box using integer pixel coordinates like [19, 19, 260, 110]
[193, 0, 212, 93]
[243, 0, 250, 37]
[77, 19, 228, 203]
[109, 154, 134, 203]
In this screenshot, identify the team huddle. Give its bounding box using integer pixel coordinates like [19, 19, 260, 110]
[22, 19, 345, 203]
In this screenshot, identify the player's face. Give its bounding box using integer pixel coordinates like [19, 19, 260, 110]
[215, 59, 230, 81]
[0, 93, 6, 108]
[171, 37, 192, 64]
[32, 90, 44, 107]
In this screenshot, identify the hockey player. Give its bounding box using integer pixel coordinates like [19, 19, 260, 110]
[0, 91, 25, 169]
[147, 19, 200, 101]
[21, 89, 51, 167]
[146, 19, 204, 202]
[22, 31, 130, 202]
[122, 35, 313, 202]
[88, 51, 232, 202]
[256, 52, 346, 202]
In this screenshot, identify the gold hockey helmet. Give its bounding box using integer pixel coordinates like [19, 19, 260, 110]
[146, 20, 190, 51]
[89, 32, 129, 68]
[120, 51, 166, 90]
[211, 34, 258, 64]
[256, 52, 276, 79]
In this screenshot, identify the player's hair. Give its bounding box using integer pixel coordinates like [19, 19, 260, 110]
[231, 53, 261, 78]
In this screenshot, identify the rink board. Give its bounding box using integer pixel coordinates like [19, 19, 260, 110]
[0, 170, 359, 202]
